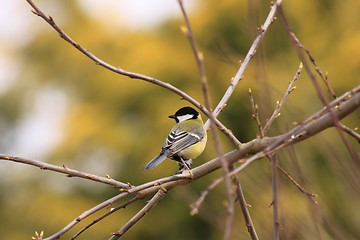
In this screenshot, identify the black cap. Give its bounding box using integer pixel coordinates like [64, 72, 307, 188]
[168, 106, 199, 123]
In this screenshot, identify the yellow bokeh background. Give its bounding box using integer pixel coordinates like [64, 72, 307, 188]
[0, 0, 359, 239]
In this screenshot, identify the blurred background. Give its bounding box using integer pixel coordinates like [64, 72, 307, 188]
[0, 0, 359, 239]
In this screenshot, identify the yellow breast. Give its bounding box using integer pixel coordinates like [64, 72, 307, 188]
[178, 131, 207, 160]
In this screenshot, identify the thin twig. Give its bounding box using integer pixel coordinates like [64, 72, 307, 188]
[0, 154, 129, 189]
[277, 164, 317, 203]
[38, 191, 126, 240]
[285, 29, 337, 99]
[36, 172, 191, 240]
[339, 125, 360, 143]
[229, 165, 259, 240]
[71, 197, 139, 240]
[278, 7, 360, 166]
[299, 45, 336, 99]
[270, 154, 279, 240]
[248, 88, 264, 138]
[251, 79, 310, 225]
[108, 189, 167, 240]
[263, 62, 303, 134]
[258, 70, 319, 215]
[177, 2, 235, 238]
[204, 0, 283, 129]
[178, 0, 206, 83]
[228, 86, 360, 180]
[190, 177, 223, 215]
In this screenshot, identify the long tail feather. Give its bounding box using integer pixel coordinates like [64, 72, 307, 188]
[143, 153, 167, 170]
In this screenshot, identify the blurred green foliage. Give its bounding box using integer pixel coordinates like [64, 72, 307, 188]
[0, 0, 359, 239]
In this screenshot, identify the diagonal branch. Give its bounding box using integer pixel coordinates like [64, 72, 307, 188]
[108, 189, 167, 240]
[230, 165, 259, 240]
[249, 88, 264, 138]
[178, 1, 235, 239]
[24, 172, 191, 240]
[277, 6, 360, 165]
[0, 154, 129, 188]
[71, 196, 139, 240]
[229, 86, 360, 178]
[276, 164, 317, 203]
[270, 154, 279, 240]
[339, 124, 360, 143]
[204, 0, 283, 129]
[263, 62, 303, 134]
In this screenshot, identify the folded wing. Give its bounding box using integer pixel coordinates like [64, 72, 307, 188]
[165, 129, 203, 156]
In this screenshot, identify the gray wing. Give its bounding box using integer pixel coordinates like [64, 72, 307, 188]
[164, 128, 204, 157]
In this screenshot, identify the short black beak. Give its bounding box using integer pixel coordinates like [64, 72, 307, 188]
[168, 114, 179, 123]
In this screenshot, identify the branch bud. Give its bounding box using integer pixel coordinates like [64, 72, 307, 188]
[180, 25, 188, 35]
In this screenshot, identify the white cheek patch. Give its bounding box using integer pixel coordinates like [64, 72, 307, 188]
[177, 114, 194, 122]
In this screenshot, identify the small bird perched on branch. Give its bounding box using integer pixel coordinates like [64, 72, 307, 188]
[143, 106, 207, 171]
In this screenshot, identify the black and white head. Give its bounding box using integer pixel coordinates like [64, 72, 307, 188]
[168, 107, 200, 123]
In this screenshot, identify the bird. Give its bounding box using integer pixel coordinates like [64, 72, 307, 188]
[143, 106, 207, 171]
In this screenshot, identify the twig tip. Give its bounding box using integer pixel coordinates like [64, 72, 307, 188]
[32, 231, 44, 240]
[190, 208, 198, 216]
[31, 10, 39, 15]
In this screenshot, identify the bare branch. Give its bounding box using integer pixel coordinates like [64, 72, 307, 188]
[339, 124, 360, 143]
[178, 0, 241, 150]
[178, 2, 236, 238]
[0, 154, 129, 188]
[71, 197, 139, 240]
[178, 0, 207, 83]
[279, 20, 337, 99]
[277, 164, 317, 203]
[36, 172, 191, 240]
[39, 191, 128, 240]
[108, 189, 167, 240]
[190, 177, 223, 215]
[278, 7, 360, 165]
[204, 0, 283, 129]
[230, 165, 259, 240]
[263, 62, 303, 134]
[248, 88, 264, 138]
[227, 86, 360, 180]
[270, 154, 279, 240]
